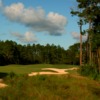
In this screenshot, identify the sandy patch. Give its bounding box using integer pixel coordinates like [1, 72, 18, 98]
[28, 67, 78, 76]
[0, 67, 78, 88]
[28, 71, 68, 76]
[0, 79, 8, 88]
[0, 83, 8, 88]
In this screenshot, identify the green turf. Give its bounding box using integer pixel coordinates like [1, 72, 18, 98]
[0, 64, 79, 75]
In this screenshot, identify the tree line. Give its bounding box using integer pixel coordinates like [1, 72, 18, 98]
[0, 40, 81, 65]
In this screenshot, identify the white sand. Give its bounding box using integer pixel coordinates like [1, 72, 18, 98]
[0, 67, 78, 88]
[28, 67, 78, 76]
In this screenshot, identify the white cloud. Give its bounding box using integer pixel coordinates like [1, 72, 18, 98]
[0, 0, 2, 6]
[47, 12, 66, 26]
[0, 1, 67, 35]
[4, 3, 24, 21]
[11, 31, 38, 43]
[0, 0, 3, 9]
[71, 32, 88, 42]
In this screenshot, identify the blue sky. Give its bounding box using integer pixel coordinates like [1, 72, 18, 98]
[0, 0, 87, 49]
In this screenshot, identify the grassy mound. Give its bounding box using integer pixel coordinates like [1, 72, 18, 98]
[0, 74, 100, 100]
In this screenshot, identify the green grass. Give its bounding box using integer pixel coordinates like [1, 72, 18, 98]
[0, 64, 78, 75]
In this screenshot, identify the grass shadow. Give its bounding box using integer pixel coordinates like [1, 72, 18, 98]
[0, 72, 8, 78]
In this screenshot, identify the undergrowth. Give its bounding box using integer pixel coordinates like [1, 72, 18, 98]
[79, 64, 100, 80]
[0, 73, 100, 100]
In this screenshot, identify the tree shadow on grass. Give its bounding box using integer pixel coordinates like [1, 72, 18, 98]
[0, 72, 8, 78]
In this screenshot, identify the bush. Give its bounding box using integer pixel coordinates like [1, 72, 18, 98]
[79, 64, 99, 80]
[8, 72, 16, 79]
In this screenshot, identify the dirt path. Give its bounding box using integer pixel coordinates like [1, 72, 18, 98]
[28, 67, 78, 76]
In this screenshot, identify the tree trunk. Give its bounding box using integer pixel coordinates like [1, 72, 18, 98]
[97, 47, 100, 73]
[80, 28, 82, 66]
[89, 21, 92, 65]
[86, 41, 89, 63]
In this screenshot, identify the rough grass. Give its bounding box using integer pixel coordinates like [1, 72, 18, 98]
[0, 75, 100, 100]
[0, 64, 100, 100]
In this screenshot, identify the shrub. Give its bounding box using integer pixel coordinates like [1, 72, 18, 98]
[79, 64, 99, 80]
[8, 72, 16, 79]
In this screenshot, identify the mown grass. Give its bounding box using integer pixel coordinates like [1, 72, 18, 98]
[0, 74, 100, 100]
[0, 64, 78, 75]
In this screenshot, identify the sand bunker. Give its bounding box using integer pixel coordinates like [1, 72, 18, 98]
[0, 67, 78, 88]
[0, 79, 8, 88]
[28, 67, 78, 76]
[0, 83, 8, 88]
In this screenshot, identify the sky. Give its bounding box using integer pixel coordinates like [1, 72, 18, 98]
[0, 0, 88, 50]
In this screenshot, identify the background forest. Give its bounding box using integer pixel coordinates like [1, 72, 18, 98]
[0, 40, 80, 65]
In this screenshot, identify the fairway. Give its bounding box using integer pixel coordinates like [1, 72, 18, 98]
[0, 64, 78, 75]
